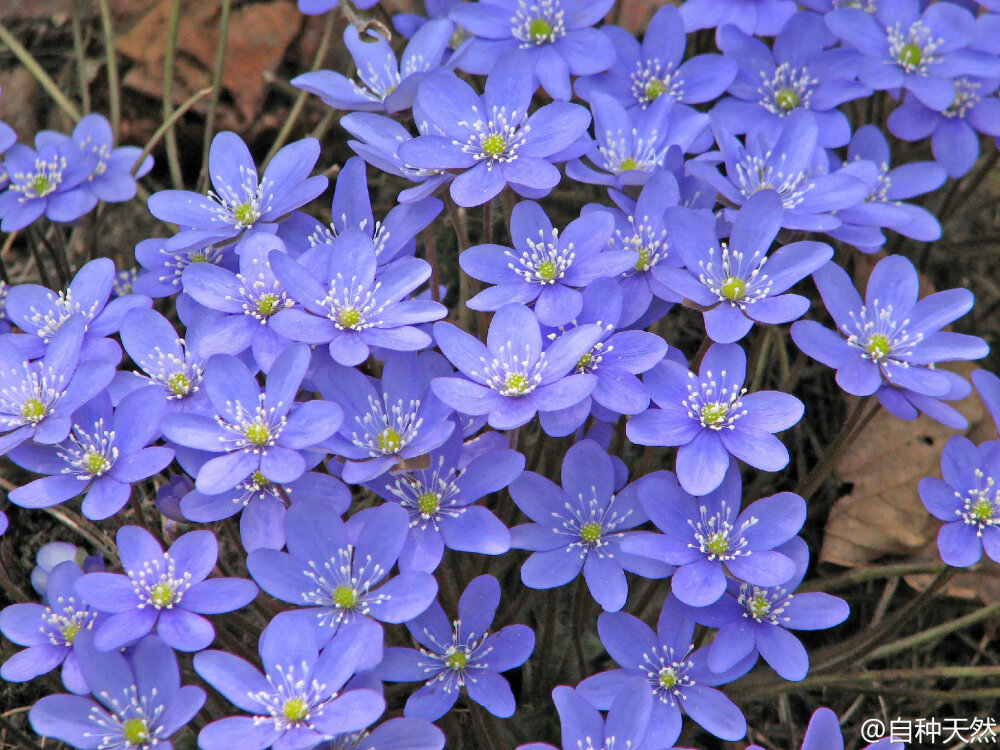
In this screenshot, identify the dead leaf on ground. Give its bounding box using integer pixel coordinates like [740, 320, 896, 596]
[903, 538, 1000, 604]
[116, 0, 301, 129]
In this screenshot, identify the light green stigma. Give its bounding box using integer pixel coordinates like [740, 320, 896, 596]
[338, 307, 362, 329]
[580, 521, 602, 544]
[701, 402, 728, 426]
[899, 43, 922, 68]
[282, 697, 309, 723]
[658, 667, 678, 689]
[245, 423, 271, 446]
[528, 17, 553, 40]
[122, 718, 150, 745]
[418, 491, 440, 515]
[972, 498, 995, 523]
[378, 428, 403, 454]
[504, 372, 531, 395]
[233, 202, 259, 227]
[867, 333, 890, 360]
[167, 371, 191, 396]
[333, 585, 359, 609]
[645, 79, 666, 101]
[190, 253, 208, 263]
[447, 650, 469, 670]
[151, 583, 175, 608]
[536, 260, 558, 281]
[21, 398, 47, 423]
[251, 470, 269, 487]
[257, 293, 280, 317]
[619, 157, 638, 172]
[635, 248, 651, 271]
[32, 175, 55, 197]
[482, 133, 506, 158]
[706, 532, 730, 557]
[576, 350, 594, 372]
[748, 593, 771, 619]
[720, 276, 746, 301]
[83, 451, 111, 477]
[775, 88, 799, 111]
[61, 621, 83, 644]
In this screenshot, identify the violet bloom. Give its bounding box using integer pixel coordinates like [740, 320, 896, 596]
[920, 436, 1000, 567]
[399, 52, 591, 207]
[538, 277, 670, 437]
[827, 125, 946, 253]
[578, 598, 755, 747]
[826, 0, 1000, 112]
[294, 21, 455, 113]
[889, 78, 1000, 178]
[0, 560, 100, 693]
[247, 501, 438, 643]
[450, 0, 615, 100]
[622, 464, 803, 606]
[790, 254, 988, 426]
[70, 113, 153, 203]
[181, 233, 297, 370]
[269, 229, 445, 366]
[299, 0, 377, 13]
[162, 343, 343, 494]
[0, 134, 97, 231]
[432, 303, 602, 431]
[566, 95, 709, 189]
[713, 14, 870, 149]
[576, 6, 735, 110]
[314, 352, 456, 483]
[679, 538, 849, 681]
[627, 343, 804, 496]
[368, 431, 519, 573]
[7, 387, 174, 520]
[0, 316, 115, 456]
[132, 239, 237, 298]
[75, 526, 258, 651]
[680, 0, 794, 35]
[974, 369, 1000, 437]
[28, 633, 205, 750]
[5, 256, 151, 360]
[195, 614, 386, 750]
[509, 439, 671, 612]
[148, 133, 328, 250]
[31, 541, 90, 595]
[318, 717, 445, 750]
[655, 190, 833, 343]
[748, 707, 905, 750]
[461, 201, 627, 326]
[516, 678, 653, 750]
[687, 111, 874, 232]
[379, 575, 534, 720]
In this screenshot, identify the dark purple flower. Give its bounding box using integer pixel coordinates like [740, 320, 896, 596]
[161, 343, 343, 493]
[450, 0, 615, 100]
[75, 526, 257, 651]
[7, 387, 174, 520]
[0, 560, 101, 693]
[314, 352, 456, 483]
[515, 677, 653, 750]
[294, 21, 456, 113]
[379, 575, 534, 720]
[655, 191, 832, 343]
[678, 537, 849, 681]
[269, 229, 445, 365]
[510, 439, 671, 611]
[147, 133, 328, 250]
[578, 598, 755, 747]
[28, 633, 205, 749]
[461, 201, 626, 325]
[622, 464, 804, 606]
[432, 303, 602, 431]
[132, 239, 237, 298]
[367, 431, 520, 572]
[70, 113, 153, 203]
[920, 436, 1000, 567]
[627, 343, 803, 495]
[791, 254, 988, 428]
[194, 614, 385, 750]
[748, 707, 905, 750]
[399, 52, 592, 207]
[247, 501, 438, 643]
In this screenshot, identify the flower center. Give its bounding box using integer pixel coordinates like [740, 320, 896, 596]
[528, 16, 552, 40]
[971, 498, 994, 523]
[168, 371, 192, 396]
[580, 521, 602, 544]
[418, 491, 440, 515]
[333, 585, 359, 609]
[245, 423, 272, 446]
[233, 202, 260, 228]
[705, 532, 730, 557]
[576, 350, 594, 372]
[635, 247, 652, 271]
[504, 372, 531, 395]
[658, 667, 678, 689]
[256, 293, 280, 318]
[282, 697, 309, 723]
[447, 650, 469, 670]
[645, 79, 665, 101]
[82, 450, 111, 477]
[61, 621, 83, 644]
[123, 718, 150, 745]
[899, 42, 922, 68]
[32, 175, 55, 197]
[619, 157, 638, 172]
[536, 260, 558, 281]
[720, 276, 746, 301]
[21, 397, 47, 423]
[482, 133, 507, 158]
[748, 593, 771, 619]
[378, 428, 403, 454]
[866, 333, 890, 360]
[151, 583, 176, 608]
[338, 307, 362, 329]
[775, 87, 798, 111]
[700, 402, 728, 426]
[190, 253, 208, 262]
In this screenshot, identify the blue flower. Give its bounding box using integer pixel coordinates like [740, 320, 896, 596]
[679, 0, 795, 35]
[70, 113, 153, 203]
